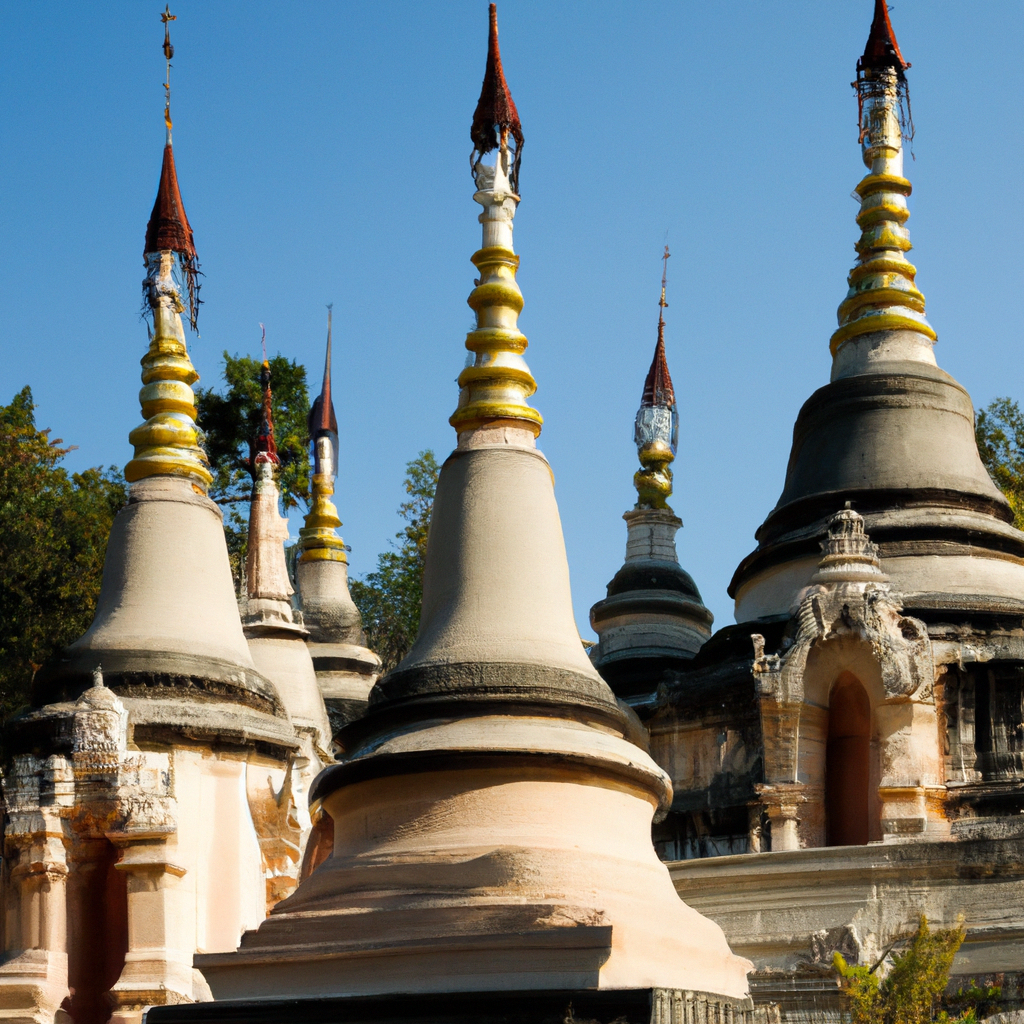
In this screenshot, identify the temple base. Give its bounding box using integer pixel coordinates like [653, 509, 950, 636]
[144, 988, 778, 1024]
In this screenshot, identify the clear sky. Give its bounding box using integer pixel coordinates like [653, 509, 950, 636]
[2, 2, 1022, 638]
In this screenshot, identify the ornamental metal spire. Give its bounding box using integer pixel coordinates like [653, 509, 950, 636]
[634, 247, 678, 510]
[830, 0, 934, 358]
[450, 4, 541, 441]
[297, 307, 347, 566]
[125, 6, 211, 489]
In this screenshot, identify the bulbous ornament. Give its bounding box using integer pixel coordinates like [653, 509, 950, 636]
[635, 439, 674, 509]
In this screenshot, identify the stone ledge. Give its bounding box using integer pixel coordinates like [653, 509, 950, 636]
[144, 988, 778, 1024]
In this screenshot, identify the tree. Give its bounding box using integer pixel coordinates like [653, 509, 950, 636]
[194, 352, 311, 586]
[834, 915, 982, 1024]
[975, 397, 1024, 530]
[350, 451, 439, 675]
[0, 387, 126, 732]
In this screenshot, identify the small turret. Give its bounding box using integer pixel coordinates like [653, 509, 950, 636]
[590, 249, 713, 706]
[242, 344, 332, 757]
[294, 309, 380, 737]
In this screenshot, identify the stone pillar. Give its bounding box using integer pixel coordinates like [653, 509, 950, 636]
[876, 701, 949, 841]
[0, 813, 70, 1024]
[108, 838, 192, 1024]
[756, 783, 807, 852]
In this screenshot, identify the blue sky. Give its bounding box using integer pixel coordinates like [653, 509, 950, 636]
[2, 2, 1022, 637]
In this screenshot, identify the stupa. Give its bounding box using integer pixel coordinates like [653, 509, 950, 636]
[163, 7, 761, 1021]
[0, 14, 305, 1024]
[644, 1, 1024, 1014]
[590, 249, 713, 709]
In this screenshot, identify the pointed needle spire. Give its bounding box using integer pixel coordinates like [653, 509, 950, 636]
[298, 306, 347, 567]
[144, 6, 201, 332]
[657, 244, 669, 333]
[309, 305, 338, 439]
[255, 326, 278, 466]
[644, 246, 675, 410]
[307, 305, 339, 481]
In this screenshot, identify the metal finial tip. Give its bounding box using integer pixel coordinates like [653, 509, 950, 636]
[161, 6, 176, 57]
[659, 245, 671, 313]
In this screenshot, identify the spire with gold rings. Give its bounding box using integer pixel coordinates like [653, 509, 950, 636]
[449, 3, 541, 440]
[634, 246, 678, 510]
[829, 0, 935, 357]
[125, 6, 212, 490]
[297, 307, 348, 565]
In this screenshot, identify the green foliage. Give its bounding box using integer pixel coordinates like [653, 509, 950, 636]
[194, 352, 310, 586]
[976, 397, 1024, 530]
[945, 980, 1002, 1022]
[0, 387, 126, 730]
[350, 451, 439, 675]
[834, 916, 976, 1024]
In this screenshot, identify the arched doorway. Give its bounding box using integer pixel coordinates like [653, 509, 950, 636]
[825, 673, 871, 846]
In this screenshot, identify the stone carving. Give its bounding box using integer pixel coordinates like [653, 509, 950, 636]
[72, 667, 128, 754]
[751, 509, 943, 849]
[756, 509, 933, 708]
[246, 760, 303, 908]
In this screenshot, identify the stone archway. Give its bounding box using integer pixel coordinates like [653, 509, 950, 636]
[826, 673, 872, 847]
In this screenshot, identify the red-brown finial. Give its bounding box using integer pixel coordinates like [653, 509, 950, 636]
[309, 305, 339, 441]
[144, 144, 196, 261]
[255, 326, 279, 466]
[859, 0, 909, 74]
[144, 7, 201, 331]
[471, 4, 524, 191]
[641, 333, 676, 411]
[643, 247, 676, 410]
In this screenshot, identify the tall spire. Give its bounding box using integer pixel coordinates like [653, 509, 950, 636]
[590, 248, 712, 704]
[634, 247, 678, 510]
[829, 1, 933, 359]
[254, 325, 279, 466]
[297, 308, 346, 566]
[450, 3, 541, 441]
[125, 7, 211, 490]
[245, 353, 294, 616]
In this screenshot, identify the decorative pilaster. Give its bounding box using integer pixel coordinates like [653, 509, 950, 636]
[108, 837, 191, 1024]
